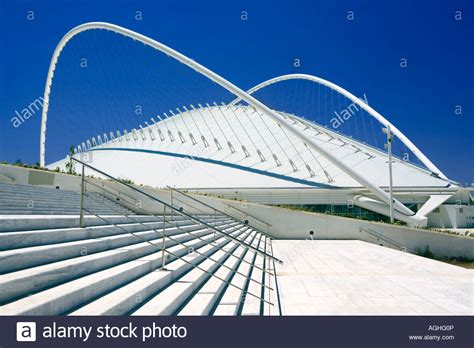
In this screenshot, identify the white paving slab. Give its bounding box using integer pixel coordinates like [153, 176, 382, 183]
[273, 240, 473, 315]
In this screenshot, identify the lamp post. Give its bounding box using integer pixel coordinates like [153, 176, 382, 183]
[383, 126, 394, 223]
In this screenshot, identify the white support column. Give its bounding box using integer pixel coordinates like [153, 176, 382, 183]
[383, 126, 395, 223]
[353, 195, 427, 227]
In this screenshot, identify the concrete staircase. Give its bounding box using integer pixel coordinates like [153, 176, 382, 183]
[0, 182, 134, 215]
[0, 213, 280, 316]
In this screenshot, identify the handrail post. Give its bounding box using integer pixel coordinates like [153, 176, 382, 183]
[214, 208, 217, 239]
[170, 189, 173, 222]
[79, 164, 85, 228]
[267, 254, 272, 314]
[161, 205, 167, 270]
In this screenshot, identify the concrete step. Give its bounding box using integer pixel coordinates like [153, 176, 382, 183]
[0, 214, 216, 232]
[0, 224, 246, 315]
[0, 199, 131, 209]
[0, 182, 78, 193]
[0, 220, 239, 305]
[0, 187, 79, 196]
[0, 175, 279, 317]
[71, 226, 250, 316]
[135, 228, 257, 316]
[0, 189, 122, 200]
[212, 234, 264, 315]
[0, 196, 81, 203]
[130, 227, 250, 315]
[0, 217, 192, 250]
[0, 205, 127, 213]
[0, 198, 129, 211]
[263, 244, 278, 316]
[0, 185, 131, 212]
[0, 218, 233, 273]
[0, 196, 129, 207]
[0, 183, 133, 215]
[0, 191, 82, 200]
[240, 237, 268, 315]
[1, 190, 86, 198]
[178, 231, 258, 315]
[0, 205, 131, 215]
[0, 209, 128, 215]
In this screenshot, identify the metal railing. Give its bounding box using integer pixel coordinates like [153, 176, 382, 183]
[81, 176, 279, 277]
[72, 157, 282, 308]
[359, 227, 407, 251]
[81, 205, 273, 304]
[73, 157, 282, 264]
[224, 203, 272, 230]
[82, 187, 274, 277]
[269, 241, 283, 315]
[84, 178, 141, 214]
[85, 177, 175, 217]
[81, 181, 275, 304]
[167, 186, 274, 239]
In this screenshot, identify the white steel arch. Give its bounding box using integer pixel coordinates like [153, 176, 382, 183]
[231, 74, 447, 180]
[40, 22, 417, 219]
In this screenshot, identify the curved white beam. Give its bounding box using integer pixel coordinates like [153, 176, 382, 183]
[40, 22, 414, 217]
[353, 195, 427, 227]
[231, 74, 446, 180]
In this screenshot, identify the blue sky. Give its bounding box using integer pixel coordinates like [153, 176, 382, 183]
[0, 0, 472, 185]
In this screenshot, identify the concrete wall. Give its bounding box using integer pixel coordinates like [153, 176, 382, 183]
[0, 164, 81, 191]
[219, 200, 474, 259]
[154, 193, 474, 259]
[427, 204, 474, 228]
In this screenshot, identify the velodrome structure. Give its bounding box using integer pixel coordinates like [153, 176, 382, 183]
[0, 22, 472, 316]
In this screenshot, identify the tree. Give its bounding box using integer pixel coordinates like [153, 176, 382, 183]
[65, 145, 76, 174]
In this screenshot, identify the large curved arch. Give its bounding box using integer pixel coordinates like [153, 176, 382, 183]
[231, 74, 447, 180]
[40, 22, 416, 218]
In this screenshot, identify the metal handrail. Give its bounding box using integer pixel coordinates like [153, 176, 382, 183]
[224, 203, 272, 229]
[167, 193, 274, 263]
[80, 205, 273, 305]
[269, 241, 283, 315]
[261, 236, 269, 315]
[167, 186, 274, 239]
[91, 176, 218, 224]
[85, 180, 273, 276]
[84, 179, 135, 214]
[72, 157, 283, 265]
[81, 184, 273, 275]
[85, 178, 181, 218]
[359, 227, 406, 251]
[237, 232, 266, 314]
[171, 194, 216, 217]
[82, 184, 275, 276]
[87, 177, 217, 222]
[82, 174, 139, 203]
[169, 193, 271, 252]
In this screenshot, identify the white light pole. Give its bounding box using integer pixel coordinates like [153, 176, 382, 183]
[383, 126, 394, 223]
